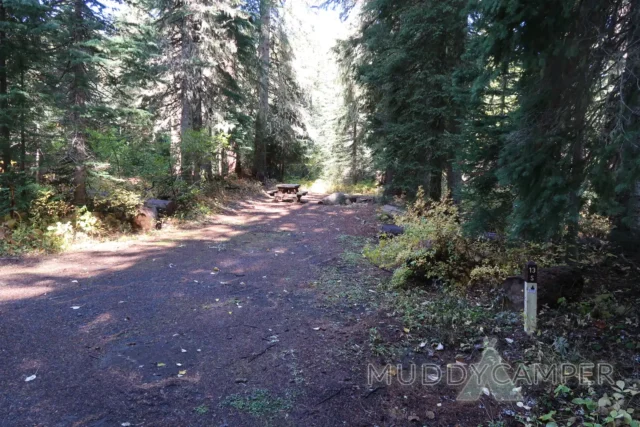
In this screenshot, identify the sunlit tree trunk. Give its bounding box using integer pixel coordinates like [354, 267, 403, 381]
[170, 115, 182, 176]
[35, 145, 41, 182]
[446, 161, 461, 202]
[351, 115, 358, 184]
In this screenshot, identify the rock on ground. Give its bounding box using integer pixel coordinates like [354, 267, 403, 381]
[319, 192, 347, 205]
[380, 224, 404, 236]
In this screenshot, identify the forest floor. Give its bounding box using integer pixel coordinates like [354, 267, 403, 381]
[0, 192, 501, 427]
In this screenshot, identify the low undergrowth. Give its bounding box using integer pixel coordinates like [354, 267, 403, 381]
[0, 175, 262, 256]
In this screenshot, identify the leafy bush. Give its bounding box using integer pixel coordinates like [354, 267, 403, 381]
[0, 186, 107, 255]
[30, 189, 74, 227]
[0, 223, 67, 255]
[74, 206, 101, 236]
[538, 381, 639, 427]
[89, 177, 142, 222]
[364, 187, 565, 288]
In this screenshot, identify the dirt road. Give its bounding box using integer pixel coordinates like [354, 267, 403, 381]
[0, 194, 398, 426]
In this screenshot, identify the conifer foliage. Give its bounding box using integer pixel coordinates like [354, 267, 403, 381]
[332, 0, 640, 248]
[0, 0, 310, 217]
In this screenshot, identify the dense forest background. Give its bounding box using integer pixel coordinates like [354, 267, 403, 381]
[1, 0, 639, 254]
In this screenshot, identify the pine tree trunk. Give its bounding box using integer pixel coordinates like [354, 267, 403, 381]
[69, 0, 88, 206]
[179, 13, 193, 181]
[180, 76, 190, 181]
[234, 141, 242, 177]
[20, 121, 25, 172]
[0, 0, 10, 173]
[253, 0, 270, 183]
[35, 146, 41, 182]
[429, 167, 442, 201]
[20, 70, 25, 172]
[446, 161, 461, 202]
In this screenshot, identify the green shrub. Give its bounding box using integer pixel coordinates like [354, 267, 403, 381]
[365, 189, 474, 287]
[0, 173, 52, 218]
[74, 206, 102, 236]
[0, 223, 67, 255]
[364, 186, 565, 288]
[30, 189, 74, 227]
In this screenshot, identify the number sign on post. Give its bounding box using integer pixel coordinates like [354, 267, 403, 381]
[524, 261, 537, 335]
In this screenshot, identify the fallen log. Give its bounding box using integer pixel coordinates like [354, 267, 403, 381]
[133, 199, 176, 232]
[143, 199, 177, 217]
[318, 192, 347, 205]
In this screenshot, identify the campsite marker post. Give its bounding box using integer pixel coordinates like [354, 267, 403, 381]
[524, 261, 537, 335]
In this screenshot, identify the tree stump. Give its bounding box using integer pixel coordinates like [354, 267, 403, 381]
[133, 206, 157, 232]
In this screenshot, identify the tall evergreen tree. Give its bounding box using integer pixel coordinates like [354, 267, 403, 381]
[350, 0, 467, 197]
[51, 0, 112, 205]
[334, 39, 366, 184]
[471, 0, 620, 251]
[252, 0, 270, 182]
[591, 0, 640, 249]
[0, 0, 49, 174]
[141, 0, 249, 180]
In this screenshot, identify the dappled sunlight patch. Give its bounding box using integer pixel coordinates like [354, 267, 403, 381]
[0, 285, 53, 302]
[270, 246, 289, 254]
[277, 223, 299, 232]
[80, 312, 113, 333]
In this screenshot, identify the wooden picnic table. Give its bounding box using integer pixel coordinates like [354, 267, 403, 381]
[268, 184, 308, 202]
[276, 183, 300, 195]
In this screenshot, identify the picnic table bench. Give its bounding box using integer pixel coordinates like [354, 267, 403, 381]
[267, 184, 308, 203]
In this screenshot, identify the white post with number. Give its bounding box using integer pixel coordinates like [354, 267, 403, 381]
[524, 261, 538, 335]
